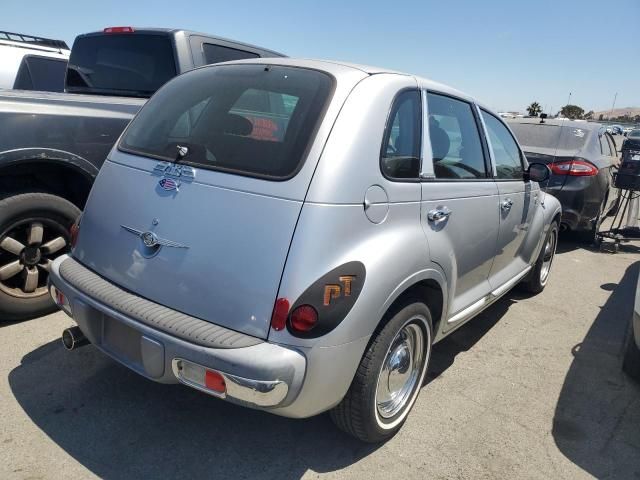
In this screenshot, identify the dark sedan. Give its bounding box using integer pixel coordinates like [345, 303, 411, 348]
[508, 119, 619, 241]
[622, 128, 640, 151]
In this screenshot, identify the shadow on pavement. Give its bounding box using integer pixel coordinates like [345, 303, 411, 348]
[8, 290, 524, 479]
[8, 342, 379, 479]
[427, 293, 518, 382]
[553, 261, 640, 478]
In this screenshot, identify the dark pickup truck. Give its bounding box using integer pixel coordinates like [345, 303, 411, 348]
[0, 27, 283, 320]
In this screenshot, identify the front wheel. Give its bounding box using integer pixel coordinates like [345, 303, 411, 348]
[330, 300, 433, 442]
[521, 220, 559, 294]
[0, 193, 80, 321]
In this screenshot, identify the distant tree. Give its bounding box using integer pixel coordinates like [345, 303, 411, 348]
[635, 115, 640, 123]
[526, 101, 542, 117]
[560, 104, 585, 120]
[598, 114, 604, 121]
[584, 110, 594, 120]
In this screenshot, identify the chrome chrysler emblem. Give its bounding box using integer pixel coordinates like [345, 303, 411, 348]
[141, 231, 158, 247]
[121, 225, 189, 249]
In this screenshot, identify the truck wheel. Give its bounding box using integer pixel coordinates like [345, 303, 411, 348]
[622, 320, 640, 382]
[521, 220, 559, 294]
[0, 193, 80, 321]
[330, 300, 432, 443]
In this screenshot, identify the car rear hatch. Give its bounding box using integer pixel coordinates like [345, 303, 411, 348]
[523, 146, 577, 190]
[72, 63, 336, 339]
[509, 122, 590, 190]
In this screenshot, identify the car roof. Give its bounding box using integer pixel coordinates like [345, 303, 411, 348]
[77, 28, 285, 57]
[214, 57, 478, 104]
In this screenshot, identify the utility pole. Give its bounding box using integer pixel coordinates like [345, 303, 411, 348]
[609, 92, 618, 120]
[561, 93, 571, 118]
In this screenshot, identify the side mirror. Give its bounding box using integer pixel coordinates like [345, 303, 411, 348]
[525, 162, 550, 183]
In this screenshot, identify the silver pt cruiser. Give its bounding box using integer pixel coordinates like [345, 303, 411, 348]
[49, 58, 561, 442]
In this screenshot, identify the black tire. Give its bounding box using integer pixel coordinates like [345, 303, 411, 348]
[622, 319, 640, 382]
[521, 220, 559, 294]
[0, 192, 80, 321]
[330, 299, 433, 443]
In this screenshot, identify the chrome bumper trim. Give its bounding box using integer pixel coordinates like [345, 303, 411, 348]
[171, 358, 289, 408]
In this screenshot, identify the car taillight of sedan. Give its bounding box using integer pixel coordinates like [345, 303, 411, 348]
[550, 159, 599, 176]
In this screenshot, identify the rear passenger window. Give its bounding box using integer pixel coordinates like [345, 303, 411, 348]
[427, 93, 487, 179]
[481, 110, 524, 180]
[380, 90, 421, 179]
[203, 44, 259, 64]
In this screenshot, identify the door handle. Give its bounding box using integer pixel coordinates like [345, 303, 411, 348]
[501, 199, 514, 211]
[427, 206, 452, 223]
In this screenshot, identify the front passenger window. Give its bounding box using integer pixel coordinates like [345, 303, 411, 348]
[481, 110, 524, 180]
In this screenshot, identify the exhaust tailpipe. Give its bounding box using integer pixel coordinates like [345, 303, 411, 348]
[62, 326, 90, 351]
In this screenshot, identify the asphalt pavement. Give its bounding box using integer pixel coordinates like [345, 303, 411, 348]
[0, 230, 638, 479]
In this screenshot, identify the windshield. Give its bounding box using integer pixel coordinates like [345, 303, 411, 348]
[119, 64, 333, 179]
[628, 129, 640, 139]
[66, 34, 176, 97]
[509, 123, 589, 151]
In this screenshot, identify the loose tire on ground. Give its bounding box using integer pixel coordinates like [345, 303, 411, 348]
[0, 193, 80, 321]
[330, 299, 433, 442]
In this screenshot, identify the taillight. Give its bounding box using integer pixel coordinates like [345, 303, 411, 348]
[289, 305, 318, 333]
[270, 298, 290, 331]
[103, 26, 135, 33]
[550, 159, 598, 176]
[69, 216, 81, 249]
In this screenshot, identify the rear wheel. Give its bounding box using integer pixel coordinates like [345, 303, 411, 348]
[330, 300, 432, 443]
[521, 220, 559, 294]
[0, 193, 79, 321]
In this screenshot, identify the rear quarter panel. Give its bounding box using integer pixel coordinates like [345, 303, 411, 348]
[270, 74, 447, 349]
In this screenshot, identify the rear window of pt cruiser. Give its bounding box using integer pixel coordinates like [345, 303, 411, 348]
[119, 64, 334, 179]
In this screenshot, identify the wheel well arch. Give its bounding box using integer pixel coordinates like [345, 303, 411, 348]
[0, 159, 94, 210]
[378, 278, 445, 338]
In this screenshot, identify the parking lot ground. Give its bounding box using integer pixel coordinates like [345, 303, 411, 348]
[1, 237, 639, 479]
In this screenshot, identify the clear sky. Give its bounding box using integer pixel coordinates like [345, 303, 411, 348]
[4, 0, 638, 113]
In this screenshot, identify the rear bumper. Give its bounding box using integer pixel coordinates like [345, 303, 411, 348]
[547, 175, 606, 231]
[48, 255, 306, 411]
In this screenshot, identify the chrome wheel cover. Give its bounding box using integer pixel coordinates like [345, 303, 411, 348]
[375, 319, 428, 421]
[540, 227, 557, 285]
